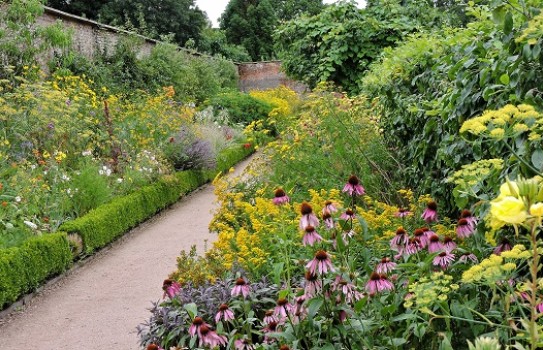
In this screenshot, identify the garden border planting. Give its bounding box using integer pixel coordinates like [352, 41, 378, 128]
[0, 144, 254, 310]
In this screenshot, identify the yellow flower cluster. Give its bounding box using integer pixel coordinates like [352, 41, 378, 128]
[460, 104, 543, 141]
[250, 86, 300, 120]
[405, 272, 455, 309]
[516, 12, 543, 45]
[448, 159, 504, 188]
[461, 246, 529, 284]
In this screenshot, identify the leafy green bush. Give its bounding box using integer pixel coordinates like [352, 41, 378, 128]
[0, 232, 72, 309]
[363, 5, 543, 213]
[203, 91, 273, 126]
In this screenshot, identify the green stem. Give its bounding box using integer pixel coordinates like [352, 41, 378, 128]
[529, 222, 539, 350]
[503, 142, 543, 177]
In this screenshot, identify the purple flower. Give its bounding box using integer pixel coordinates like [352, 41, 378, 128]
[376, 257, 397, 274]
[494, 238, 512, 255]
[302, 225, 323, 246]
[300, 202, 320, 230]
[456, 218, 475, 238]
[189, 317, 212, 338]
[421, 201, 438, 223]
[365, 273, 394, 294]
[304, 270, 322, 296]
[394, 208, 412, 217]
[234, 338, 255, 350]
[332, 275, 364, 304]
[263, 310, 279, 325]
[47, 122, 55, 130]
[322, 211, 335, 229]
[460, 209, 478, 228]
[215, 304, 235, 323]
[459, 253, 478, 264]
[443, 236, 457, 252]
[413, 228, 429, 248]
[198, 325, 227, 348]
[538, 303, 543, 314]
[322, 200, 338, 214]
[428, 234, 443, 253]
[390, 227, 409, 249]
[273, 188, 290, 205]
[405, 237, 422, 255]
[340, 208, 356, 220]
[306, 250, 334, 275]
[274, 298, 294, 318]
[343, 175, 365, 196]
[162, 279, 181, 299]
[433, 251, 455, 269]
[293, 295, 308, 321]
[231, 277, 251, 298]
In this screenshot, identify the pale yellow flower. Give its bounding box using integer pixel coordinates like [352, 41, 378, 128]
[490, 196, 527, 224]
[530, 202, 543, 217]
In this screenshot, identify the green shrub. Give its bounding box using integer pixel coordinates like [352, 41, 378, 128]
[204, 91, 273, 126]
[0, 232, 72, 309]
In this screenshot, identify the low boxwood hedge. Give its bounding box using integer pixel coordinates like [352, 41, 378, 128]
[0, 233, 72, 309]
[0, 143, 254, 310]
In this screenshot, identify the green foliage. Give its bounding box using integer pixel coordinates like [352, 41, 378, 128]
[204, 91, 273, 126]
[46, 0, 109, 19]
[274, 0, 425, 94]
[197, 27, 251, 62]
[363, 3, 543, 213]
[68, 163, 112, 217]
[0, 232, 71, 309]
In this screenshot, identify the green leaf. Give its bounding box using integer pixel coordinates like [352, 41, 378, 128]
[500, 73, 510, 85]
[307, 297, 324, 319]
[183, 303, 198, 319]
[504, 12, 513, 35]
[532, 149, 543, 170]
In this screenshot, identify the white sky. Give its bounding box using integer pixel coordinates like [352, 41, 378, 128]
[195, 0, 364, 28]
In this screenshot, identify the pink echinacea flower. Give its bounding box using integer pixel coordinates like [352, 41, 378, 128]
[343, 175, 365, 196]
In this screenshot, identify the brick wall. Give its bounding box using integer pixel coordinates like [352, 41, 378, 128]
[237, 61, 308, 93]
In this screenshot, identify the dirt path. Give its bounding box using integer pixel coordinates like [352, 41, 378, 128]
[0, 156, 254, 350]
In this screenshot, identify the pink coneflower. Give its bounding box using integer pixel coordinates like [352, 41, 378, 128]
[306, 250, 334, 275]
[322, 211, 334, 229]
[263, 310, 279, 324]
[231, 277, 251, 298]
[413, 228, 429, 248]
[405, 237, 422, 255]
[300, 202, 320, 230]
[341, 229, 355, 245]
[302, 225, 323, 246]
[343, 175, 365, 196]
[322, 200, 338, 214]
[189, 316, 212, 338]
[304, 270, 322, 296]
[293, 295, 308, 320]
[162, 279, 181, 299]
[332, 275, 363, 304]
[365, 273, 394, 294]
[494, 238, 512, 255]
[376, 257, 397, 274]
[537, 303, 543, 314]
[456, 218, 475, 239]
[395, 208, 412, 217]
[198, 325, 227, 348]
[460, 209, 478, 228]
[433, 251, 455, 269]
[428, 234, 443, 253]
[390, 227, 409, 249]
[421, 201, 438, 223]
[338, 310, 348, 323]
[340, 208, 356, 220]
[215, 303, 235, 323]
[234, 338, 255, 350]
[263, 321, 280, 343]
[443, 236, 457, 252]
[274, 298, 294, 318]
[459, 253, 478, 264]
[273, 188, 290, 205]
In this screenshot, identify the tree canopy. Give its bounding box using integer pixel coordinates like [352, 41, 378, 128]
[220, 0, 324, 61]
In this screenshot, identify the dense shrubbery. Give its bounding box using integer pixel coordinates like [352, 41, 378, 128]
[363, 2, 543, 213]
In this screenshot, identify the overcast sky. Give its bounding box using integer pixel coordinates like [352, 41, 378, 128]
[195, 0, 364, 28]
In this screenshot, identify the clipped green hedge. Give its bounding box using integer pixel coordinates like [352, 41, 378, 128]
[0, 143, 253, 310]
[0, 233, 72, 309]
[60, 144, 254, 254]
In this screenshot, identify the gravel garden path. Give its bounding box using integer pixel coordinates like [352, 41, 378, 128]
[0, 156, 255, 350]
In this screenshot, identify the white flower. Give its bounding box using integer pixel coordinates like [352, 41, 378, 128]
[15, 196, 21, 202]
[116, 178, 123, 183]
[82, 150, 92, 156]
[61, 174, 70, 181]
[24, 220, 38, 230]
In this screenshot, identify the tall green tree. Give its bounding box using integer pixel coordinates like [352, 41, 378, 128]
[220, 0, 324, 61]
[46, 0, 109, 19]
[274, 0, 452, 94]
[98, 0, 207, 47]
